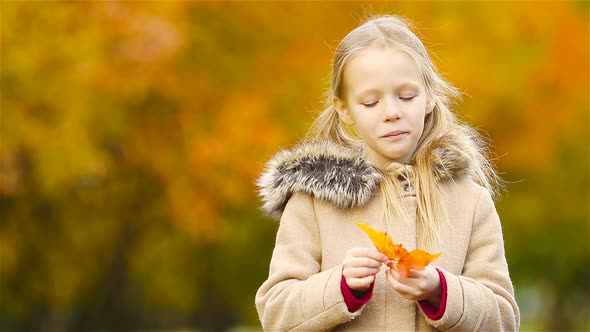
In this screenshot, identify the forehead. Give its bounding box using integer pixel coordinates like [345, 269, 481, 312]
[343, 46, 423, 97]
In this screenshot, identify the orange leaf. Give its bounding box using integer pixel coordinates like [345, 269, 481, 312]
[396, 249, 441, 277]
[356, 222, 407, 261]
[356, 222, 393, 258]
[356, 222, 440, 276]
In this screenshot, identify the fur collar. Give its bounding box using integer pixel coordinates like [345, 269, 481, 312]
[257, 139, 469, 220]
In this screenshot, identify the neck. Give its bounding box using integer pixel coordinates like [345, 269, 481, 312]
[362, 146, 412, 171]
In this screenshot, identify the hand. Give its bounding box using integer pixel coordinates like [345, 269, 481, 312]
[342, 248, 389, 292]
[385, 264, 442, 305]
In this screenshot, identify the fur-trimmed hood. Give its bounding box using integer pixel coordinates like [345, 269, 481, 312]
[257, 139, 470, 220]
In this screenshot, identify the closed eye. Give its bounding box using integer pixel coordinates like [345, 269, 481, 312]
[400, 96, 416, 102]
[362, 101, 378, 108]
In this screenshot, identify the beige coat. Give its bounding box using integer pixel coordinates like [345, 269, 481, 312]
[255, 141, 520, 331]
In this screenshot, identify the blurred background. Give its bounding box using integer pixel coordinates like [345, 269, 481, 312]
[1, 1, 588, 331]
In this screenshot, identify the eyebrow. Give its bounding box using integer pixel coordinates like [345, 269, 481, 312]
[354, 82, 421, 98]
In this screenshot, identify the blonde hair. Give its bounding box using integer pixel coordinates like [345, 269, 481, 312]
[307, 15, 502, 250]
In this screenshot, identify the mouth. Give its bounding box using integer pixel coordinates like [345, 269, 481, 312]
[381, 130, 409, 138]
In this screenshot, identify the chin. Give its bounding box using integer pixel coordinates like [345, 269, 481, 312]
[383, 150, 409, 160]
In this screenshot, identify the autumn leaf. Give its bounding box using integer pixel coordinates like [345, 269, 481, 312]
[356, 222, 440, 277]
[356, 222, 407, 260]
[356, 222, 392, 255]
[396, 249, 442, 277]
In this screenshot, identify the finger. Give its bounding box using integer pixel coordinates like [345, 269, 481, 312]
[386, 270, 421, 300]
[350, 256, 385, 268]
[388, 268, 422, 287]
[395, 275, 425, 290]
[350, 248, 389, 262]
[343, 256, 384, 270]
[404, 268, 427, 279]
[388, 267, 402, 281]
[385, 269, 409, 292]
[389, 265, 420, 281]
[387, 267, 423, 290]
[344, 266, 381, 278]
[402, 264, 437, 279]
[399, 266, 434, 279]
[406, 267, 440, 291]
[386, 269, 401, 289]
[346, 275, 375, 291]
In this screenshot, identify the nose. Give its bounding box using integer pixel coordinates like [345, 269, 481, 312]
[383, 97, 401, 122]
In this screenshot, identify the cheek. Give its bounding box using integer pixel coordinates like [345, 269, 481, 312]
[352, 113, 379, 133]
[416, 100, 430, 120]
[351, 120, 369, 136]
[407, 105, 427, 123]
[409, 109, 428, 136]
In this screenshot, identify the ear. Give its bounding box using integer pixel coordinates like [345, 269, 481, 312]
[426, 97, 435, 114]
[332, 96, 354, 125]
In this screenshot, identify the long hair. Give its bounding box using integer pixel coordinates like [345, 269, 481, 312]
[307, 15, 502, 250]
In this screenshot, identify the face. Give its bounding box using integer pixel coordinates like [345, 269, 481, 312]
[333, 45, 433, 166]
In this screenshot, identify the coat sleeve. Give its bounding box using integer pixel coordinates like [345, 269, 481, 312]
[255, 192, 363, 331]
[424, 186, 520, 331]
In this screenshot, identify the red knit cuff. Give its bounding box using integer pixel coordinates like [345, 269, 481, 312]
[418, 268, 447, 320]
[340, 275, 374, 312]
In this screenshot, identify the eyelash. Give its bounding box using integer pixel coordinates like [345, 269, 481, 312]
[362, 96, 416, 108]
[363, 102, 378, 108]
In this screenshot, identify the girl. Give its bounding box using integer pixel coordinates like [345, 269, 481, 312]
[255, 15, 519, 331]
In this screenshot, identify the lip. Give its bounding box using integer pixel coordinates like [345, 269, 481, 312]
[380, 130, 409, 138]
